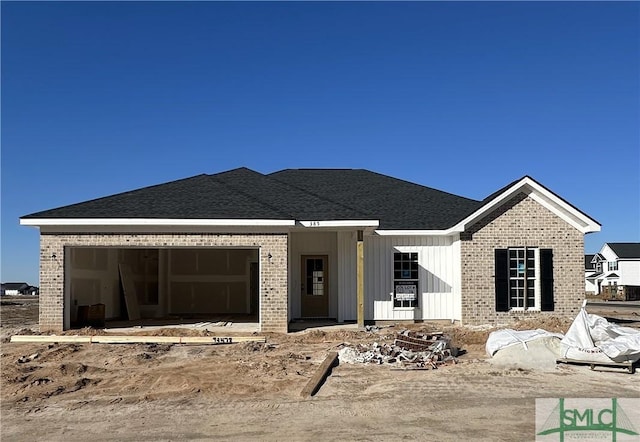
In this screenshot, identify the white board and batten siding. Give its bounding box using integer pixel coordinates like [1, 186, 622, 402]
[337, 231, 357, 322]
[365, 235, 461, 322]
[619, 261, 640, 286]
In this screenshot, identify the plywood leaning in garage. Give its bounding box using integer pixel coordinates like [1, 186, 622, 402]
[119, 263, 141, 321]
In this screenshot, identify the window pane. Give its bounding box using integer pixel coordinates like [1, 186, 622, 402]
[526, 296, 535, 308]
[393, 252, 418, 307]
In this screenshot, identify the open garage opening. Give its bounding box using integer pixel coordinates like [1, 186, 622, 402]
[65, 247, 260, 330]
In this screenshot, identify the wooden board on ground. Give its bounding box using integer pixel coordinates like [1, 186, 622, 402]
[556, 357, 636, 374]
[10, 335, 266, 345]
[301, 351, 339, 398]
[119, 263, 141, 320]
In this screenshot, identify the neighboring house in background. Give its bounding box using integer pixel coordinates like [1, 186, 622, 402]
[586, 253, 605, 295]
[589, 243, 640, 301]
[25, 286, 40, 296]
[1, 282, 38, 296]
[20, 167, 600, 332]
[585, 254, 598, 294]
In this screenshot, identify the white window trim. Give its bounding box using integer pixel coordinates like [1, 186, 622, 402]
[508, 247, 541, 312]
[392, 248, 420, 310]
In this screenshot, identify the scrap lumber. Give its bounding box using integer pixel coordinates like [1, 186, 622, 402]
[394, 332, 445, 352]
[119, 264, 141, 320]
[338, 331, 458, 368]
[300, 351, 339, 398]
[390, 367, 432, 371]
[556, 358, 636, 374]
[10, 335, 266, 345]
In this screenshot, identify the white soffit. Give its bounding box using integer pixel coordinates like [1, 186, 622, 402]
[20, 218, 296, 227]
[298, 220, 379, 228]
[375, 229, 455, 236]
[452, 177, 601, 234]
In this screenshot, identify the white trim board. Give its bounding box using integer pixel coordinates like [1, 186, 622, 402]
[451, 177, 601, 234]
[20, 218, 296, 227]
[298, 220, 379, 228]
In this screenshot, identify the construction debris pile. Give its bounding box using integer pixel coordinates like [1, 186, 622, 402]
[338, 331, 459, 369]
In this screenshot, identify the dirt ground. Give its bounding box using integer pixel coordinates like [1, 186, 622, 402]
[1, 297, 638, 441]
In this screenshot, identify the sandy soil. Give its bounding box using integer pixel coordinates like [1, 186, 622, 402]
[1, 297, 638, 441]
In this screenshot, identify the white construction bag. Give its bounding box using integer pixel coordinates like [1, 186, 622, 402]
[560, 301, 640, 363]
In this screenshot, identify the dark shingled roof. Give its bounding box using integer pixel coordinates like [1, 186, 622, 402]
[269, 169, 483, 230]
[585, 254, 595, 269]
[1, 282, 29, 291]
[23, 171, 289, 220]
[213, 168, 371, 220]
[607, 243, 640, 259]
[22, 167, 498, 229]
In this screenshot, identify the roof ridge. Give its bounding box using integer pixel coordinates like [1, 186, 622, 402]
[208, 166, 254, 176]
[205, 171, 295, 219]
[362, 169, 482, 204]
[267, 172, 375, 219]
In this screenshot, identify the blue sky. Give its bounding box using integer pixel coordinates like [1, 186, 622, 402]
[2, 1, 638, 285]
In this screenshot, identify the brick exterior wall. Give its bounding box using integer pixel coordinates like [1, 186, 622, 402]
[460, 193, 584, 325]
[38, 233, 288, 333]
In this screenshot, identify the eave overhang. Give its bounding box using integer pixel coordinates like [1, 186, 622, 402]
[451, 177, 601, 234]
[298, 220, 379, 228]
[20, 218, 297, 227]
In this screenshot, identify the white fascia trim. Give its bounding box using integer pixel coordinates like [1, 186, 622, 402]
[299, 220, 379, 228]
[20, 218, 296, 227]
[527, 192, 600, 233]
[375, 229, 456, 236]
[451, 177, 601, 234]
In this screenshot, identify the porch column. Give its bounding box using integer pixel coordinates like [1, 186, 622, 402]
[39, 234, 65, 332]
[260, 234, 289, 333]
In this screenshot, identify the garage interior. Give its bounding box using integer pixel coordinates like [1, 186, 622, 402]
[67, 247, 260, 329]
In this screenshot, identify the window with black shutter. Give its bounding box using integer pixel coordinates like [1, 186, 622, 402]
[495, 249, 509, 312]
[494, 247, 553, 311]
[540, 249, 554, 311]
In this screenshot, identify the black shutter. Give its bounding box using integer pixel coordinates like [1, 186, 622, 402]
[495, 249, 509, 312]
[540, 249, 554, 311]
